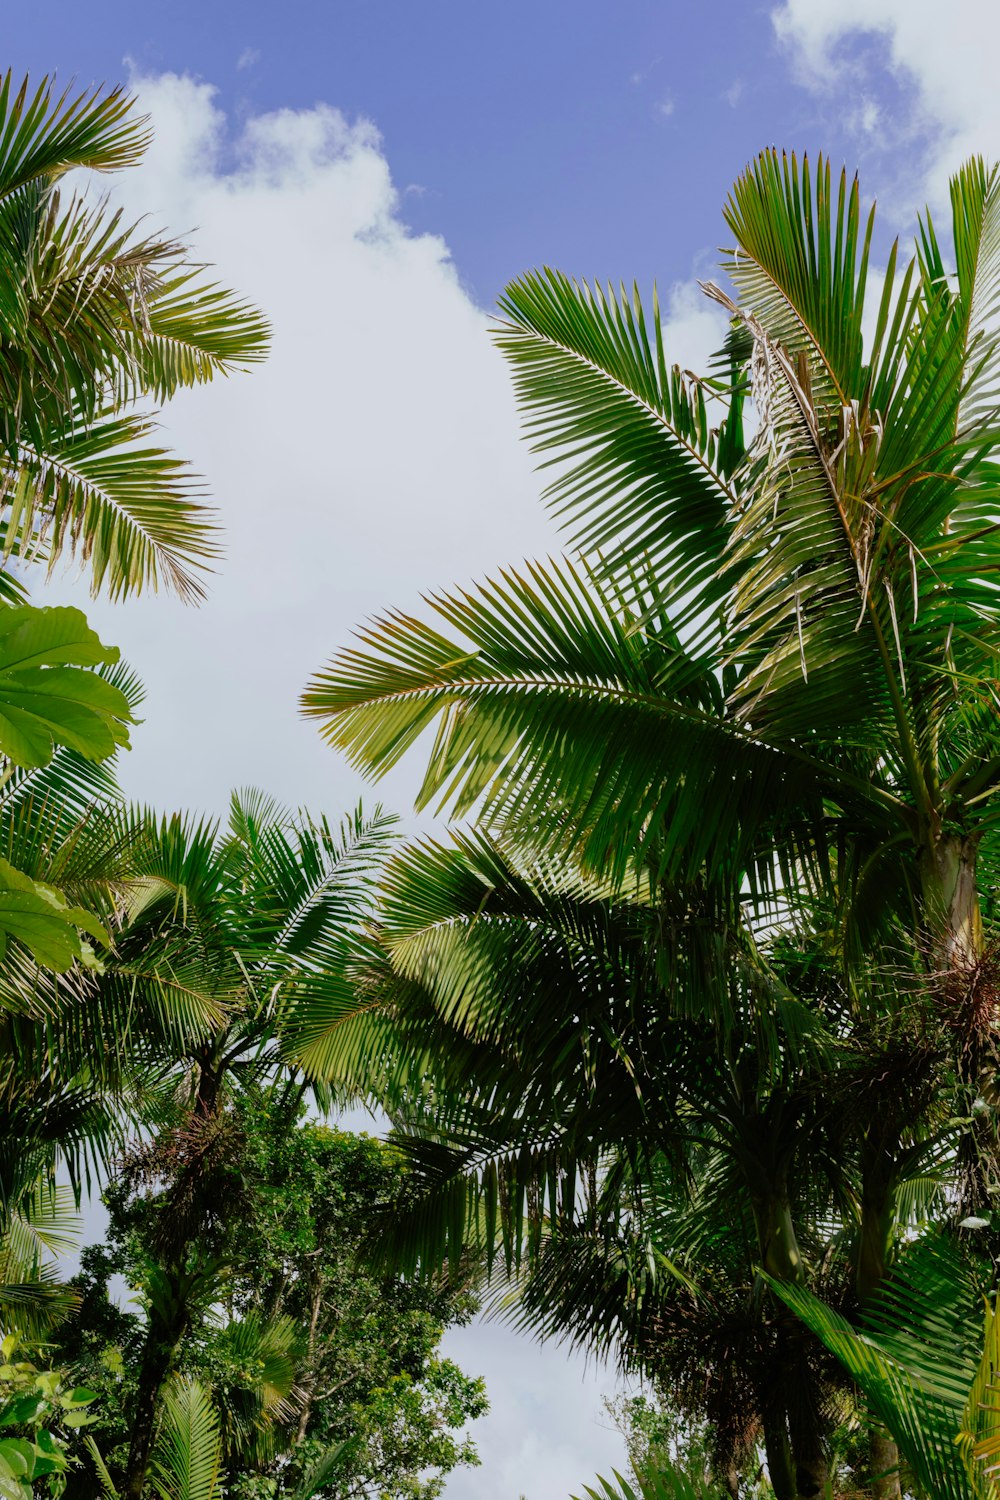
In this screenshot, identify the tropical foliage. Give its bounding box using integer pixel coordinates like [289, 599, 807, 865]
[0, 68, 487, 1500]
[52, 1095, 486, 1500]
[0, 71, 267, 602]
[770, 1242, 1000, 1500]
[0, 65, 267, 1395]
[303, 151, 1000, 1496]
[0, 1336, 98, 1498]
[11, 45, 1000, 1500]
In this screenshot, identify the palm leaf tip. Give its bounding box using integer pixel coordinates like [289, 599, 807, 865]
[150, 1376, 224, 1500]
[0, 73, 152, 194]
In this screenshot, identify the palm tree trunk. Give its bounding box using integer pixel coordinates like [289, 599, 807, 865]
[751, 1193, 834, 1498]
[752, 1193, 805, 1285]
[761, 1404, 797, 1500]
[124, 1068, 231, 1498]
[921, 833, 991, 1217]
[920, 832, 982, 974]
[786, 1392, 828, 1500]
[869, 1432, 902, 1500]
[123, 1312, 186, 1499]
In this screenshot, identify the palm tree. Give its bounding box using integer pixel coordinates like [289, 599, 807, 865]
[295, 831, 944, 1496]
[0, 71, 268, 603]
[0, 663, 151, 1337]
[88, 1374, 347, 1500]
[0, 70, 267, 1341]
[303, 153, 1000, 1492]
[0, 69, 268, 981]
[307, 150, 1000, 996]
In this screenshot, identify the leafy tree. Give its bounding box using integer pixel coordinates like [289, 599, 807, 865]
[289, 828, 958, 1494]
[0, 65, 267, 973]
[603, 1394, 721, 1494]
[0, 1334, 98, 1498]
[75, 791, 395, 1498]
[53, 1093, 487, 1500]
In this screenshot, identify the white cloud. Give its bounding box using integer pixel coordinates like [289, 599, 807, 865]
[659, 278, 729, 375]
[723, 79, 745, 108]
[52, 73, 725, 826]
[48, 71, 671, 1499]
[52, 73, 556, 821]
[236, 46, 260, 71]
[854, 97, 881, 136]
[441, 1322, 630, 1500]
[773, 0, 1000, 203]
[656, 94, 676, 119]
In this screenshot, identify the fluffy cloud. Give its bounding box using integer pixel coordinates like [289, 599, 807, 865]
[55, 73, 725, 826]
[441, 1321, 630, 1500]
[55, 70, 701, 1498]
[54, 73, 557, 818]
[773, 0, 1000, 203]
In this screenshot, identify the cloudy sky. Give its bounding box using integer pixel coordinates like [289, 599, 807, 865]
[10, 2, 1000, 1494]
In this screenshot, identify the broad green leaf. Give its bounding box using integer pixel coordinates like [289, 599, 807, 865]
[0, 605, 132, 767]
[0, 1395, 43, 1427]
[0, 855, 109, 971]
[0, 1441, 32, 1480]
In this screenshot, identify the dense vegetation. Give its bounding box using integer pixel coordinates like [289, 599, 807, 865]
[55, 1097, 485, 1499]
[302, 155, 1000, 1499]
[5, 57, 1000, 1500]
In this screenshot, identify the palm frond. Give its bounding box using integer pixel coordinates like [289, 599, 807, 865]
[722, 149, 874, 410]
[149, 1377, 224, 1500]
[572, 1464, 714, 1500]
[495, 269, 739, 604]
[305, 555, 867, 882]
[8, 409, 216, 601]
[131, 270, 270, 400]
[773, 1240, 992, 1500]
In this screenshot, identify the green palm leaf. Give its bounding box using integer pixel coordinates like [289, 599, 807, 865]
[495, 269, 740, 608]
[9, 411, 215, 601]
[0, 73, 268, 601]
[722, 149, 875, 409]
[306, 554, 901, 881]
[131, 270, 270, 402]
[772, 1242, 995, 1500]
[572, 1465, 713, 1500]
[0, 74, 147, 197]
[149, 1378, 224, 1500]
[0, 75, 148, 339]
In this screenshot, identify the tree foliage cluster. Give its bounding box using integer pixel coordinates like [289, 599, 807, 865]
[4, 55, 1000, 1500]
[55, 1098, 485, 1500]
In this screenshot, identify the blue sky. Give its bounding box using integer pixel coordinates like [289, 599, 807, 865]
[16, 2, 1000, 1496]
[8, 1, 933, 303]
